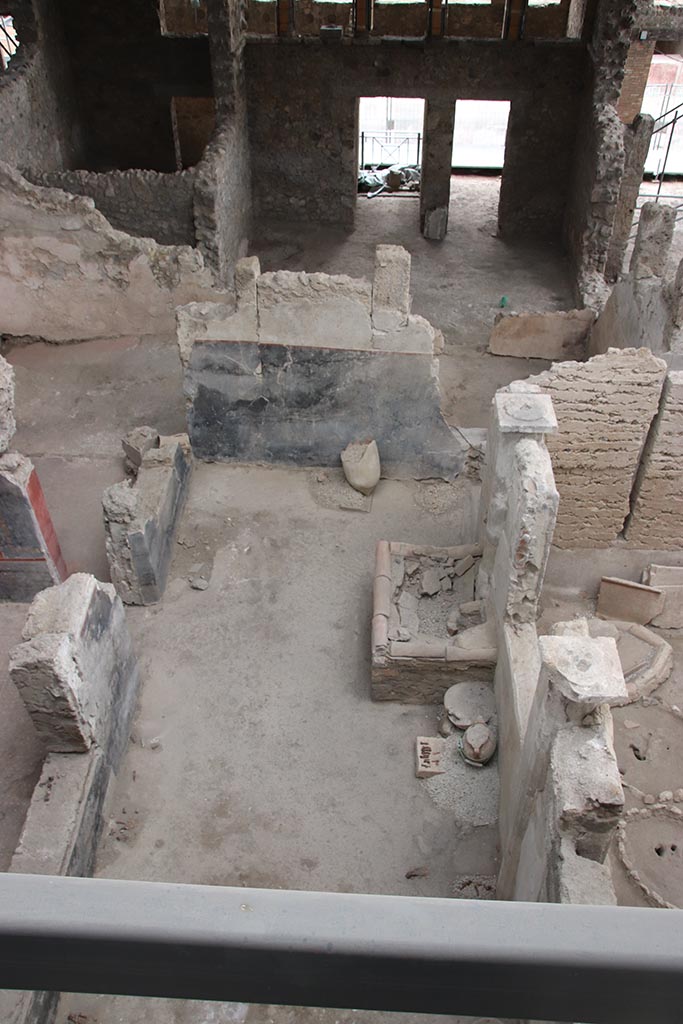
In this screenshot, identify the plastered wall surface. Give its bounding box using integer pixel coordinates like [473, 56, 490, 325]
[0, 164, 221, 343]
[245, 38, 585, 237]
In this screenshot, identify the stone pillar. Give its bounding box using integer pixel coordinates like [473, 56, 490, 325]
[490, 437, 559, 628]
[497, 633, 627, 900]
[0, 453, 67, 601]
[420, 98, 456, 241]
[9, 573, 139, 765]
[605, 114, 654, 282]
[371, 244, 411, 331]
[630, 201, 676, 280]
[477, 386, 558, 599]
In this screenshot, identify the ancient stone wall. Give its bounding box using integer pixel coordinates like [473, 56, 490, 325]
[605, 114, 654, 282]
[498, 630, 626, 903]
[626, 372, 683, 550]
[0, 163, 222, 343]
[245, 38, 585, 237]
[22, 168, 197, 247]
[179, 249, 461, 477]
[563, 101, 625, 306]
[194, 117, 251, 284]
[0, 0, 84, 172]
[526, 349, 668, 548]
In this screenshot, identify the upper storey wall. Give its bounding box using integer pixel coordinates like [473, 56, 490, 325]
[0, 0, 84, 172]
[245, 38, 587, 235]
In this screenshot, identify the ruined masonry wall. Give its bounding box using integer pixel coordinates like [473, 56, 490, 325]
[627, 371, 683, 549]
[194, 116, 252, 285]
[23, 168, 196, 247]
[0, 163, 223, 343]
[527, 349, 667, 548]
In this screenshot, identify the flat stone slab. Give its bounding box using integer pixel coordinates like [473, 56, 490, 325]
[443, 680, 496, 729]
[489, 308, 595, 360]
[553, 616, 673, 705]
[597, 576, 665, 625]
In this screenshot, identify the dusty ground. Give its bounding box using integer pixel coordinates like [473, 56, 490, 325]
[54, 463, 499, 1024]
[0, 174, 569, 862]
[251, 175, 572, 425]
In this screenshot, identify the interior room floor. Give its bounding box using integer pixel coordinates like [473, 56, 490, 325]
[251, 175, 575, 425]
[54, 463, 499, 1024]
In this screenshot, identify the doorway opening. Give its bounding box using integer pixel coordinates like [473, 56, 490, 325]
[358, 96, 425, 197]
[452, 99, 511, 172]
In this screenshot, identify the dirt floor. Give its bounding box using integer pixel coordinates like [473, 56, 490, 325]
[0, 174, 664, 1024]
[0, 174, 570, 869]
[251, 175, 573, 425]
[52, 462, 501, 1024]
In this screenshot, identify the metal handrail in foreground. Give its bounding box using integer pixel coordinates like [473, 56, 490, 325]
[1, 874, 683, 1023]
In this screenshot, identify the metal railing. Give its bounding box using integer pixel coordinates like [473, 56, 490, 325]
[359, 131, 421, 168]
[1, 873, 683, 1023]
[0, 16, 17, 70]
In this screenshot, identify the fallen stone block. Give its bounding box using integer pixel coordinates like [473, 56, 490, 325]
[597, 576, 665, 625]
[103, 435, 192, 604]
[122, 425, 160, 473]
[416, 736, 445, 778]
[9, 573, 139, 763]
[0, 452, 67, 601]
[9, 750, 107, 877]
[372, 244, 411, 332]
[488, 309, 595, 361]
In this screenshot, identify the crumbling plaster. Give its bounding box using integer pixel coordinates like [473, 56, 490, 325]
[0, 163, 224, 343]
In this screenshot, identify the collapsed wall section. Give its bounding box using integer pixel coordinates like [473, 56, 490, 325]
[22, 168, 197, 247]
[0, 162, 223, 342]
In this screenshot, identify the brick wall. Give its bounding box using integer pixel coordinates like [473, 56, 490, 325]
[617, 39, 655, 124]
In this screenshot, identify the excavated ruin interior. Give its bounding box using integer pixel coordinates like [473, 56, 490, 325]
[2, 1, 683, 1023]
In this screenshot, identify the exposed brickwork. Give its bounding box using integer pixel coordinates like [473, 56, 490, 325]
[617, 39, 655, 124]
